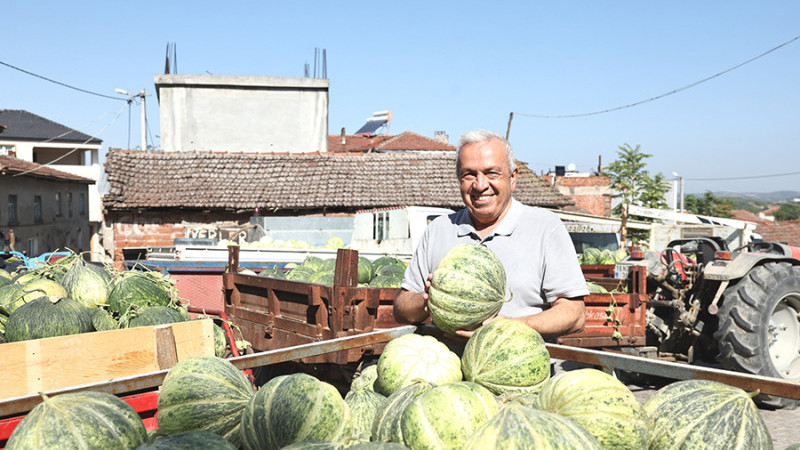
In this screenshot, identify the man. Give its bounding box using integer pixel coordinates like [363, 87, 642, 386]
[394, 129, 588, 339]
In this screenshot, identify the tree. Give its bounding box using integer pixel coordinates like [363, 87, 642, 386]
[774, 203, 800, 221]
[684, 191, 734, 218]
[603, 144, 671, 245]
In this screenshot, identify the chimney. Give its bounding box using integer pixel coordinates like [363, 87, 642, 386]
[340, 127, 346, 152]
[434, 131, 449, 144]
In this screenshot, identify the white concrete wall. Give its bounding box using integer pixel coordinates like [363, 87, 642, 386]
[155, 74, 329, 153]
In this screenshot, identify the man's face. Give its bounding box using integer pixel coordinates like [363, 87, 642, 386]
[457, 138, 517, 230]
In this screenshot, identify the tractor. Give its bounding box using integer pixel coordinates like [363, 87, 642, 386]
[637, 236, 800, 408]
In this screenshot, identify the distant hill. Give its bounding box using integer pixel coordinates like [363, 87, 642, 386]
[694, 191, 800, 203]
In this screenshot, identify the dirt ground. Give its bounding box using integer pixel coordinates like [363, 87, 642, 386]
[554, 360, 800, 449]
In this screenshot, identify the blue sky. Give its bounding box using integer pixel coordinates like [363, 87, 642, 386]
[3, 1, 799, 194]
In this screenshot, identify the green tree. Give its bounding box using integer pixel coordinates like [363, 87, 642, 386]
[604, 144, 671, 214]
[684, 191, 734, 218]
[774, 203, 800, 221]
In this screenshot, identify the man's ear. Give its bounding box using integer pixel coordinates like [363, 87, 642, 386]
[510, 168, 518, 190]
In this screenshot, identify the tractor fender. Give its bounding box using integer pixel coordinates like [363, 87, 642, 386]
[703, 252, 800, 281]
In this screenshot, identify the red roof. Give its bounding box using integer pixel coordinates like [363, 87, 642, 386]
[732, 209, 800, 247]
[327, 131, 455, 153]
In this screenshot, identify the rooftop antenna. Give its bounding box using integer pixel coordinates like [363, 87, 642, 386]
[163, 42, 178, 74]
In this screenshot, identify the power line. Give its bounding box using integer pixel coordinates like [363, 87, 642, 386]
[514, 33, 800, 119]
[0, 60, 125, 101]
[687, 171, 800, 182]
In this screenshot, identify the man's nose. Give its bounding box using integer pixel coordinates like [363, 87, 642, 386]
[473, 172, 489, 190]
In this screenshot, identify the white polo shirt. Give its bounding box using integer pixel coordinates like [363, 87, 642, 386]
[402, 198, 589, 318]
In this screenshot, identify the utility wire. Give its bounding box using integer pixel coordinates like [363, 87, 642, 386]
[687, 171, 800, 182]
[514, 33, 800, 119]
[0, 60, 126, 101]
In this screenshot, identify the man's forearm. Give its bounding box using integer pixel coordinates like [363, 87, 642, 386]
[517, 297, 585, 339]
[393, 289, 429, 323]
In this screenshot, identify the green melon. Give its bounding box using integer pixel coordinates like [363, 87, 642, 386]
[5, 296, 93, 342]
[319, 258, 338, 272]
[157, 356, 254, 446]
[401, 381, 499, 450]
[368, 275, 402, 288]
[258, 267, 286, 279]
[427, 244, 510, 335]
[279, 442, 344, 450]
[351, 364, 379, 392]
[61, 259, 112, 308]
[461, 319, 550, 395]
[6, 391, 147, 450]
[535, 368, 649, 450]
[375, 333, 462, 396]
[582, 247, 602, 264]
[286, 266, 315, 282]
[239, 373, 352, 450]
[213, 323, 227, 357]
[309, 269, 335, 285]
[463, 402, 603, 449]
[0, 283, 25, 315]
[371, 380, 433, 443]
[371, 256, 405, 273]
[358, 257, 374, 284]
[108, 273, 171, 315]
[643, 379, 772, 450]
[344, 389, 386, 441]
[300, 256, 324, 271]
[0, 275, 12, 288]
[374, 264, 405, 279]
[91, 307, 119, 331]
[135, 430, 237, 449]
[125, 305, 186, 328]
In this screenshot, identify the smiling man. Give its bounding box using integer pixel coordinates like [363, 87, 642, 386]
[394, 129, 588, 339]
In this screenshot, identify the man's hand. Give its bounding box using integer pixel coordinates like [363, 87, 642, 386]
[393, 274, 433, 324]
[454, 314, 507, 338]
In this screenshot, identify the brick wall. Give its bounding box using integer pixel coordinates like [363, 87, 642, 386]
[541, 175, 612, 216]
[103, 210, 250, 268]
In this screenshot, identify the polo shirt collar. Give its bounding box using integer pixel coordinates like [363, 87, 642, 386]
[455, 198, 521, 238]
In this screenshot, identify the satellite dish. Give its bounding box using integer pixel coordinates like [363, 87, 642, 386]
[567, 163, 576, 172]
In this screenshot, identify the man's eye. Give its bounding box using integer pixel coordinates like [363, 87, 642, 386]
[461, 174, 476, 182]
[486, 171, 501, 179]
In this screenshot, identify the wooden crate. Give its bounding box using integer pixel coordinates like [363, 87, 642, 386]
[0, 319, 215, 399]
[224, 247, 403, 365]
[558, 265, 648, 348]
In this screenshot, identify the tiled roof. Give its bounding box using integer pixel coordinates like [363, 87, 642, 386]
[327, 131, 455, 153]
[732, 209, 800, 247]
[103, 149, 573, 212]
[0, 109, 102, 145]
[0, 155, 93, 183]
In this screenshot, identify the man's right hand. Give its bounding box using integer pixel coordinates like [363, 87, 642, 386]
[393, 274, 432, 323]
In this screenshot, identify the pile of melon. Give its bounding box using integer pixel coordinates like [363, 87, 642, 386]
[256, 256, 406, 288]
[0, 254, 229, 357]
[5, 323, 783, 449]
[579, 247, 628, 265]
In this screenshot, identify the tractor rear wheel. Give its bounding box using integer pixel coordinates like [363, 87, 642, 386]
[714, 261, 800, 409]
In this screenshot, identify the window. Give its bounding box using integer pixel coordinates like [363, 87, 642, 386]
[79, 193, 86, 215]
[0, 144, 15, 156]
[8, 195, 17, 225]
[55, 192, 63, 217]
[34, 195, 42, 224]
[68, 192, 73, 218]
[373, 211, 389, 242]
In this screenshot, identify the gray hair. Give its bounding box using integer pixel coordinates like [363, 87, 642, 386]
[456, 129, 517, 177]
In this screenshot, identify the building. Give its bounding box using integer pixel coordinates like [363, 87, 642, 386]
[541, 172, 612, 217]
[0, 109, 103, 257]
[155, 75, 329, 153]
[0, 155, 92, 255]
[101, 150, 572, 264]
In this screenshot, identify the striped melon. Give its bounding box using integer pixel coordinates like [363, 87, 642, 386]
[463, 403, 603, 449]
[427, 244, 510, 335]
[239, 373, 352, 450]
[535, 368, 649, 450]
[157, 356, 253, 446]
[5, 296, 93, 342]
[344, 389, 386, 441]
[135, 430, 237, 449]
[643, 379, 772, 449]
[6, 391, 147, 449]
[375, 333, 462, 396]
[401, 381, 499, 450]
[461, 319, 550, 395]
[371, 380, 433, 443]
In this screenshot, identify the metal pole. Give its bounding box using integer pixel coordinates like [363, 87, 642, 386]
[680, 176, 685, 212]
[140, 88, 147, 151]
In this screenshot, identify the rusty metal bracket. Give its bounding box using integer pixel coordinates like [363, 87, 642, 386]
[546, 343, 800, 400]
